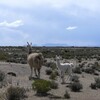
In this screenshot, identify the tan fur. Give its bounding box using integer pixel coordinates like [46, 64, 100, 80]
[27, 52, 44, 79]
[27, 53, 43, 69]
[27, 42, 44, 79]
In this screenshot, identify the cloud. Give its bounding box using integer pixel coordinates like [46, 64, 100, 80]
[0, 0, 100, 46]
[0, 0, 100, 13]
[0, 27, 30, 46]
[66, 26, 77, 30]
[0, 0, 100, 21]
[0, 20, 23, 28]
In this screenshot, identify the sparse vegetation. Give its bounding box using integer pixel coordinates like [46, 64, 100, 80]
[90, 77, 100, 89]
[84, 67, 95, 74]
[49, 72, 57, 80]
[70, 82, 83, 92]
[0, 51, 8, 61]
[0, 70, 6, 88]
[95, 77, 100, 88]
[45, 62, 57, 70]
[90, 83, 97, 89]
[32, 79, 51, 96]
[0, 46, 100, 99]
[45, 69, 52, 75]
[50, 81, 58, 89]
[0, 46, 100, 64]
[94, 62, 100, 71]
[71, 75, 79, 82]
[73, 66, 82, 74]
[6, 86, 26, 100]
[0, 70, 5, 82]
[64, 90, 70, 99]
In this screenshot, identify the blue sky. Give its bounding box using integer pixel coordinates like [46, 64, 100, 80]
[0, 0, 100, 46]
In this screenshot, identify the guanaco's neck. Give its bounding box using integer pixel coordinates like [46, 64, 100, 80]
[56, 59, 61, 69]
[28, 46, 32, 54]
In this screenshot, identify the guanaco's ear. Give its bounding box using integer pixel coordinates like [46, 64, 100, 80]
[30, 42, 32, 46]
[27, 42, 30, 45]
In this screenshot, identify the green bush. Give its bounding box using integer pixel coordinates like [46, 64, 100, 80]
[90, 77, 100, 89]
[95, 77, 100, 88]
[73, 67, 82, 74]
[0, 52, 8, 61]
[71, 75, 79, 82]
[32, 79, 51, 96]
[45, 69, 52, 75]
[90, 83, 96, 89]
[49, 72, 57, 80]
[45, 62, 57, 70]
[6, 86, 26, 100]
[50, 81, 58, 89]
[20, 60, 27, 64]
[64, 90, 70, 99]
[70, 82, 83, 92]
[94, 72, 99, 76]
[0, 70, 5, 82]
[84, 67, 95, 74]
[54, 70, 59, 76]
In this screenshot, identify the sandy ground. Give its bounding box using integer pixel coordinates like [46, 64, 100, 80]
[0, 61, 100, 100]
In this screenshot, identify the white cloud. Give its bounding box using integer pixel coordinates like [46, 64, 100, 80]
[0, 27, 30, 46]
[0, 0, 100, 12]
[0, 20, 23, 28]
[66, 26, 77, 30]
[0, 0, 100, 19]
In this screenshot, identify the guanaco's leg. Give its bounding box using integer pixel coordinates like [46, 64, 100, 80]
[38, 68, 40, 78]
[29, 67, 33, 80]
[34, 68, 37, 77]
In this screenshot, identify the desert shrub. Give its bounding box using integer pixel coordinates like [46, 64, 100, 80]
[94, 62, 100, 71]
[78, 59, 82, 63]
[84, 67, 95, 74]
[94, 72, 99, 76]
[20, 60, 27, 64]
[0, 70, 5, 82]
[44, 59, 47, 63]
[90, 83, 96, 89]
[90, 77, 100, 89]
[6, 86, 26, 100]
[79, 63, 84, 68]
[32, 79, 51, 96]
[0, 52, 8, 61]
[73, 67, 82, 74]
[54, 70, 59, 76]
[64, 90, 70, 99]
[45, 62, 57, 70]
[45, 69, 52, 75]
[50, 62, 57, 70]
[79, 62, 87, 68]
[50, 81, 58, 89]
[96, 57, 100, 61]
[49, 72, 57, 80]
[94, 62, 99, 66]
[77, 57, 82, 63]
[70, 82, 83, 92]
[0, 70, 7, 88]
[6, 58, 17, 63]
[71, 75, 79, 82]
[95, 77, 100, 88]
[43, 59, 47, 66]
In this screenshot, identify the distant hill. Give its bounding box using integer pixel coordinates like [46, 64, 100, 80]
[42, 43, 68, 47]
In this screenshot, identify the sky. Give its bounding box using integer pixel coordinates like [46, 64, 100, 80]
[0, 0, 100, 46]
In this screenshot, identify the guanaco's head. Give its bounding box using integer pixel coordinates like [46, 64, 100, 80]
[27, 42, 32, 54]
